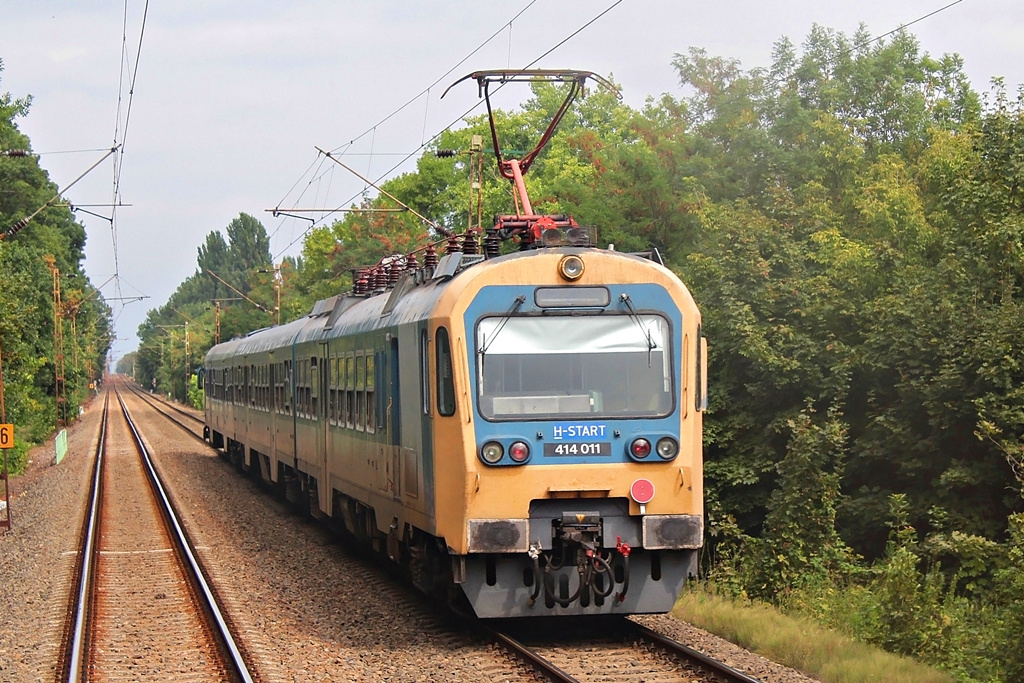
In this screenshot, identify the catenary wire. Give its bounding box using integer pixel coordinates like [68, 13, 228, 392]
[271, 0, 968, 261]
[272, 0, 625, 260]
[107, 0, 151, 324]
[266, 0, 540, 247]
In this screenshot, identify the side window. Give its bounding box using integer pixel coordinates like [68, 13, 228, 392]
[284, 360, 292, 415]
[355, 352, 366, 430]
[436, 327, 456, 417]
[345, 355, 355, 428]
[329, 357, 338, 425]
[365, 352, 375, 434]
[420, 329, 430, 415]
[696, 323, 708, 412]
[310, 357, 320, 418]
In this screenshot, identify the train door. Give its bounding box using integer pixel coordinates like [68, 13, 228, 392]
[316, 342, 330, 513]
[389, 336, 402, 501]
[267, 351, 276, 479]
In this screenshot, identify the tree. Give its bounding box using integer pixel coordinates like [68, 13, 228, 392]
[0, 60, 112, 468]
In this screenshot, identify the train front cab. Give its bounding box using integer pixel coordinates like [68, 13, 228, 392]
[432, 249, 707, 618]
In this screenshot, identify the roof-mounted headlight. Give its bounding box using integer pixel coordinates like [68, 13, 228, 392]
[558, 255, 585, 281]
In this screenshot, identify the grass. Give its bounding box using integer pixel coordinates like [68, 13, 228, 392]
[673, 586, 955, 683]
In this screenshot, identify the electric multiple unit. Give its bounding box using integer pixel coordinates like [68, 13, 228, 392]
[203, 69, 706, 618]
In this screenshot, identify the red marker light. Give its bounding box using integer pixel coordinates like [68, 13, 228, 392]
[630, 438, 652, 459]
[630, 478, 655, 504]
[509, 441, 530, 462]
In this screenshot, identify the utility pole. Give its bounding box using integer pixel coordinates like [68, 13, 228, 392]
[1, 326, 11, 530]
[157, 324, 186, 402]
[45, 256, 68, 429]
[184, 321, 190, 397]
[275, 264, 282, 326]
[468, 134, 484, 234]
[208, 297, 242, 344]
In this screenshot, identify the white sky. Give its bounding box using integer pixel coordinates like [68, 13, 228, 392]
[2, 1, 1022, 363]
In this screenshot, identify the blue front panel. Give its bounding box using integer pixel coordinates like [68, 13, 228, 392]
[463, 283, 683, 466]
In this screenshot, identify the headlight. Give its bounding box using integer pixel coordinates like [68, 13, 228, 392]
[558, 255, 585, 281]
[481, 441, 504, 464]
[656, 437, 679, 460]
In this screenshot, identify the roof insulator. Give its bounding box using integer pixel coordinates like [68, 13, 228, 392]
[423, 244, 438, 270]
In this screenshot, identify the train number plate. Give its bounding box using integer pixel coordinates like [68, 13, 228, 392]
[544, 442, 612, 456]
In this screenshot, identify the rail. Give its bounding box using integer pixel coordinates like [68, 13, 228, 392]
[60, 381, 255, 681]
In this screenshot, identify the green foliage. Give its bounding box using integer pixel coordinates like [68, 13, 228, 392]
[749, 405, 854, 601]
[1, 62, 112, 471]
[186, 373, 204, 410]
[135, 213, 275, 402]
[128, 24, 1024, 676]
[676, 585, 956, 683]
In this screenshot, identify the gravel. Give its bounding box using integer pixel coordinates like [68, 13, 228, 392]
[0, 390, 820, 682]
[0, 396, 102, 681]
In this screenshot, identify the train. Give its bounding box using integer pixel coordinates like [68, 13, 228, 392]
[202, 70, 706, 618]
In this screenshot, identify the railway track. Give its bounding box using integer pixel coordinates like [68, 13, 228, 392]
[114, 379, 769, 682]
[490, 615, 764, 682]
[59, 382, 254, 682]
[126, 383, 207, 438]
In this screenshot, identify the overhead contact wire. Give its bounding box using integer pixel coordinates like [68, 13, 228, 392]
[269, 0, 541, 238]
[274, 0, 629, 260]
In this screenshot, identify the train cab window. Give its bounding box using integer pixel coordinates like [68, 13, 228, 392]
[365, 353, 375, 434]
[436, 327, 456, 417]
[345, 355, 355, 429]
[476, 314, 674, 420]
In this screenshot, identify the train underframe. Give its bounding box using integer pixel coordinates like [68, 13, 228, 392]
[216, 432, 698, 618]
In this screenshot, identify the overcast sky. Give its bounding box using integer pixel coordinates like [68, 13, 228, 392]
[2, 1, 1022, 364]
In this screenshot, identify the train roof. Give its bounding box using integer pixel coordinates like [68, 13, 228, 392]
[204, 245, 676, 363]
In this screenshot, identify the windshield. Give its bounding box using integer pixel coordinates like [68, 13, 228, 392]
[476, 314, 673, 420]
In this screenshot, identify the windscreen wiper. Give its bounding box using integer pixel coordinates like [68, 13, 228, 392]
[619, 293, 656, 366]
[480, 295, 527, 356]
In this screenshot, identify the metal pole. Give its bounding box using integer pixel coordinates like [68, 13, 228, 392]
[0, 328, 10, 530]
[275, 265, 282, 326]
[185, 321, 190, 403]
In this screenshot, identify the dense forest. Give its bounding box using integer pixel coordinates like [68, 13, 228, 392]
[11, 24, 1024, 680]
[0, 60, 112, 470]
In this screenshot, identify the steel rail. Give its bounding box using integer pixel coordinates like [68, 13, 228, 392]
[124, 381, 207, 443]
[629, 620, 765, 683]
[137, 383, 205, 424]
[112, 384, 254, 682]
[64, 393, 109, 682]
[489, 626, 580, 683]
